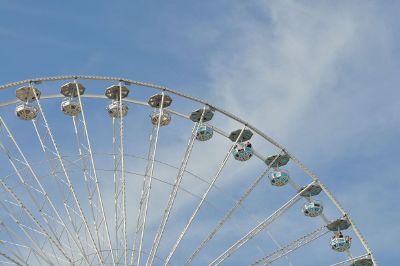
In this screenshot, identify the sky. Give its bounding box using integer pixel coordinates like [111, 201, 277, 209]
[0, 0, 399, 265]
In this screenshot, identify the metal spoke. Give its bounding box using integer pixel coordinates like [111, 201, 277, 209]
[0, 221, 29, 265]
[209, 182, 316, 266]
[0, 186, 63, 264]
[147, 107, 204, 266]
[0, 179, 72, 263]
[165, 125, 246, 265]
[0, 239, 28, 266]
[251, 225, 329, 265]
[119, 82, 128, 265]
[0, 249, 24, 266]
[131, 92, 165, 266]
[72, 115, 105, 260]
[0, 116, 91, 264]
[109, 83, 128, 265]
[0, 218, 50, 265]
[31, 119, 90, 258]
[112, 117, 121, 261]
[33, 88, 103, 264]
[32, 88, 104, 264]
[74, 79, 116, 265]
[185, 150, 285, 265]
[75, 160, 286, 263]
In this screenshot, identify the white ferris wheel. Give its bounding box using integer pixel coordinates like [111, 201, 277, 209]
[0, 76, 376, 266]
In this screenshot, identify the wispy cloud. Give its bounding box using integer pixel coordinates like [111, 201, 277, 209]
[197, 0, 400, 263]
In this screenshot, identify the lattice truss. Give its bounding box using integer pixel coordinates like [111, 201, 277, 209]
[0, 76, 376, 266]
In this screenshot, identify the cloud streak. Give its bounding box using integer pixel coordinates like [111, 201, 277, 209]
[199, 0, 400, 263]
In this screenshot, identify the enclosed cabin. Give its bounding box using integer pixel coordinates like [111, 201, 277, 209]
[190, 108, 214, 141]
[148, 93, 172, 126]
[151, 111, 171, 126]
[61, 98, 81, 116]
[60, 82, 85, 116]
[330, 232, 352, 252]
[269, 168, 289, 187]
[350, 258, 373, 266]
[265, 154, 291, 187]
[108, 101, 129, 118]
[15, 86, 41, 120]
[105, 84, 130, 118]
[196, 125, 213, 141]
[327, 218, 352, 252]
[302, 200, 323, 217]
[229, 129, 254, 161]
[232, 141, 253, 161]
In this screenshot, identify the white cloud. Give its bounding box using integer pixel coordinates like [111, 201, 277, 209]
[199, 0, 400, 263]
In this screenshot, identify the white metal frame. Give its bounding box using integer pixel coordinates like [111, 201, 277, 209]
[0, 76, 376, 266]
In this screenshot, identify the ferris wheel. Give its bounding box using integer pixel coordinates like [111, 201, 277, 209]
[0, 76, 376, 266]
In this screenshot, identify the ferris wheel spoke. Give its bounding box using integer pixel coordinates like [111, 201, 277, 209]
[0, 239, 29, 266]
[34, 115, 102, 264]
[72, 115, 106, 257]
[100, 161, 281, 260]
[165, 125, 246, 265]
[147, 107, 206, 266]
[131, 92, 165, 266]
[1, 219, 48, 265]
[0, 249, 25, 266]
[0, 187, 66, 264]
[252, 224, 329, 265]
[0, 117, 95, 264]
[208, 181, 317, 266]
[30, 89, 104, 265]
[0, 180, 73, 263]
[74, 79, 115, 265]
[0, 222, 29, 264]
[109, 82, 129, 265]
[112, 118, 121, 261]
[119, 83, 128, 266]
[112, 117, 126, 264]
[184, 150, 286, 265]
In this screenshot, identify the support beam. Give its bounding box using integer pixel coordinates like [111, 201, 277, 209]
[185, 151, 284, 265]
[147, 108, 203, 266]
[131, 93, 165, 266]
[209, 182, 316, 266]
[165, 126, 246, 265]
[251, 225, 329, 265]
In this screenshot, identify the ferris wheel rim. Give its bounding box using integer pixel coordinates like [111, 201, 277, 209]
[0, 75, 377, 265]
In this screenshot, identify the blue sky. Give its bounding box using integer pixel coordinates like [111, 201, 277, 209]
[0, 0, 399, 265]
